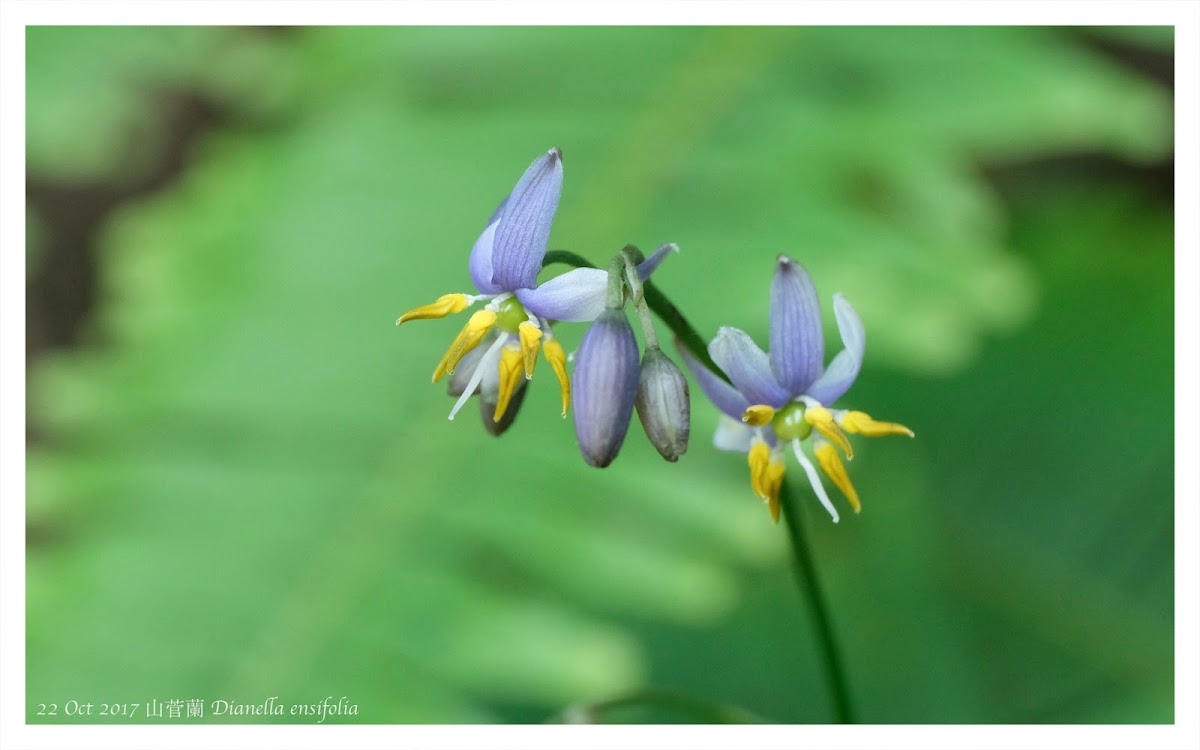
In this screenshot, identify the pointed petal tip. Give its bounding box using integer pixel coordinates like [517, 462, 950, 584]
[774, 254, 817, 279]
[548, 146, 562, 162]
[775, 254, 809, 273]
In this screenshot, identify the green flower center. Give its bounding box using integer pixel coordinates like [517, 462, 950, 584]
[495, 297, 529, 333]
[771, 401, 812, 442]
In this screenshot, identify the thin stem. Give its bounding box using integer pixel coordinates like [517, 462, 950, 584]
[542, 249, 727, 381]
[619, 248, 660, 348]
[642, 279, 723, 380]
[547, 688, 765, 724]
[541, 247, 854, 723]
[603, 255, 627, 310]
[778, 480, 855, 723]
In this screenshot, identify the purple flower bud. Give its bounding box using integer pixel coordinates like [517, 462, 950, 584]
[635, 347, 690, 462]
[571, 309, 640, 467]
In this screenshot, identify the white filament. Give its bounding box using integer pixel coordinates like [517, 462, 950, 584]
[792, 439, 840, 523]
[448, 335, 507, 420]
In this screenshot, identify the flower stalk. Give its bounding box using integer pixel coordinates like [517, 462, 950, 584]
[398, 149, 866, 722]
[779, 480, 855, 723]
[543, 246, 855, 722]
[543, 249, 725, 382]
[620, 246, 661, 350]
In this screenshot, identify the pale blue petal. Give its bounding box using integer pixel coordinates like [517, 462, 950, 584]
[713, 416, 754, 453]
[515, 267, 608, 322]
[468, 218, 503, 294]
[769, 255, 824, 394]
[709, 327, 792, 408]
[804, 293, 865, 405]
[490, 148, 563, 291]
[676, 343, 750, 421]
[637, 243, 678, 280]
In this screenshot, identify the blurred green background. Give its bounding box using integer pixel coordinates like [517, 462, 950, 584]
[25, 26, 1174, 723]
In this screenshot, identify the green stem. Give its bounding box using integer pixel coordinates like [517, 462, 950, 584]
[778, 480, 855, 723]
[541, 247, 854, 723]
[548, 688, 764, 724]
[542, 249, 726, 381]
[619, 248, 660, 349]
[604, 255, 627, 310]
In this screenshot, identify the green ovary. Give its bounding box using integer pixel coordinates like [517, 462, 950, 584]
[494, 296, 529, 333]
[771, 402, 812, 442]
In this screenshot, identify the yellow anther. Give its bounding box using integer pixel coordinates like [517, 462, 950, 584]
[804, 405, 854, 460]
[493, 346, 525, 422]
[432, 309, 497, 382]
[396, 293, 471, 325]
[742, 404, 776, 427]
[748, 442, 771, 501]
[764, 460, 786, 523]
[839, 410, 915, 438]
[517, 321, 543, 379]
[815, 442, 861, 514]
[542, 338, 571, 417]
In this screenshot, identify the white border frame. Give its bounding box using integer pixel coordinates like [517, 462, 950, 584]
[3, 2, 1196, 749]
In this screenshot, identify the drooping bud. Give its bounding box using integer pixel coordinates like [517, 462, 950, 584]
[634, 346, 690, 462]
[571, 309, 640, 467]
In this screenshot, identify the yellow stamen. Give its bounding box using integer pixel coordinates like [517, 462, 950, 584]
[432, 309, 497, 382]
[764, 460, 786, 523]
[493, 346, 525, 422]
[804, 405, 854, 459]
[748, 442, 771, 501]
[517, 321, 542, 379]
[742, 404, 776, 427]
[396, 293, 471, 325]
[814, 442, 861, 513]
[839, 410, 915, 438]
[542, 338, 571, 417]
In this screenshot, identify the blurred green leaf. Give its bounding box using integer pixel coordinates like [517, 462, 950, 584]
[25, 26, 298, 183]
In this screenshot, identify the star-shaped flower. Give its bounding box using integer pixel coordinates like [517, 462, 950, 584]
[397, 148, 672, 426]
[680, 255, 913, 522]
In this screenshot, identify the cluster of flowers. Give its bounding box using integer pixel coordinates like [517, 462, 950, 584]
[397, 148, 912, 523]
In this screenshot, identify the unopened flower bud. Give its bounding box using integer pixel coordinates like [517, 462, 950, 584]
[635, 346, 690, 461]
[571, 309, 640, 467]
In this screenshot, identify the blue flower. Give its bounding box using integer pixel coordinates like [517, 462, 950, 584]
[397, 147, 674, 424]
[679, 255, 913, 523]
